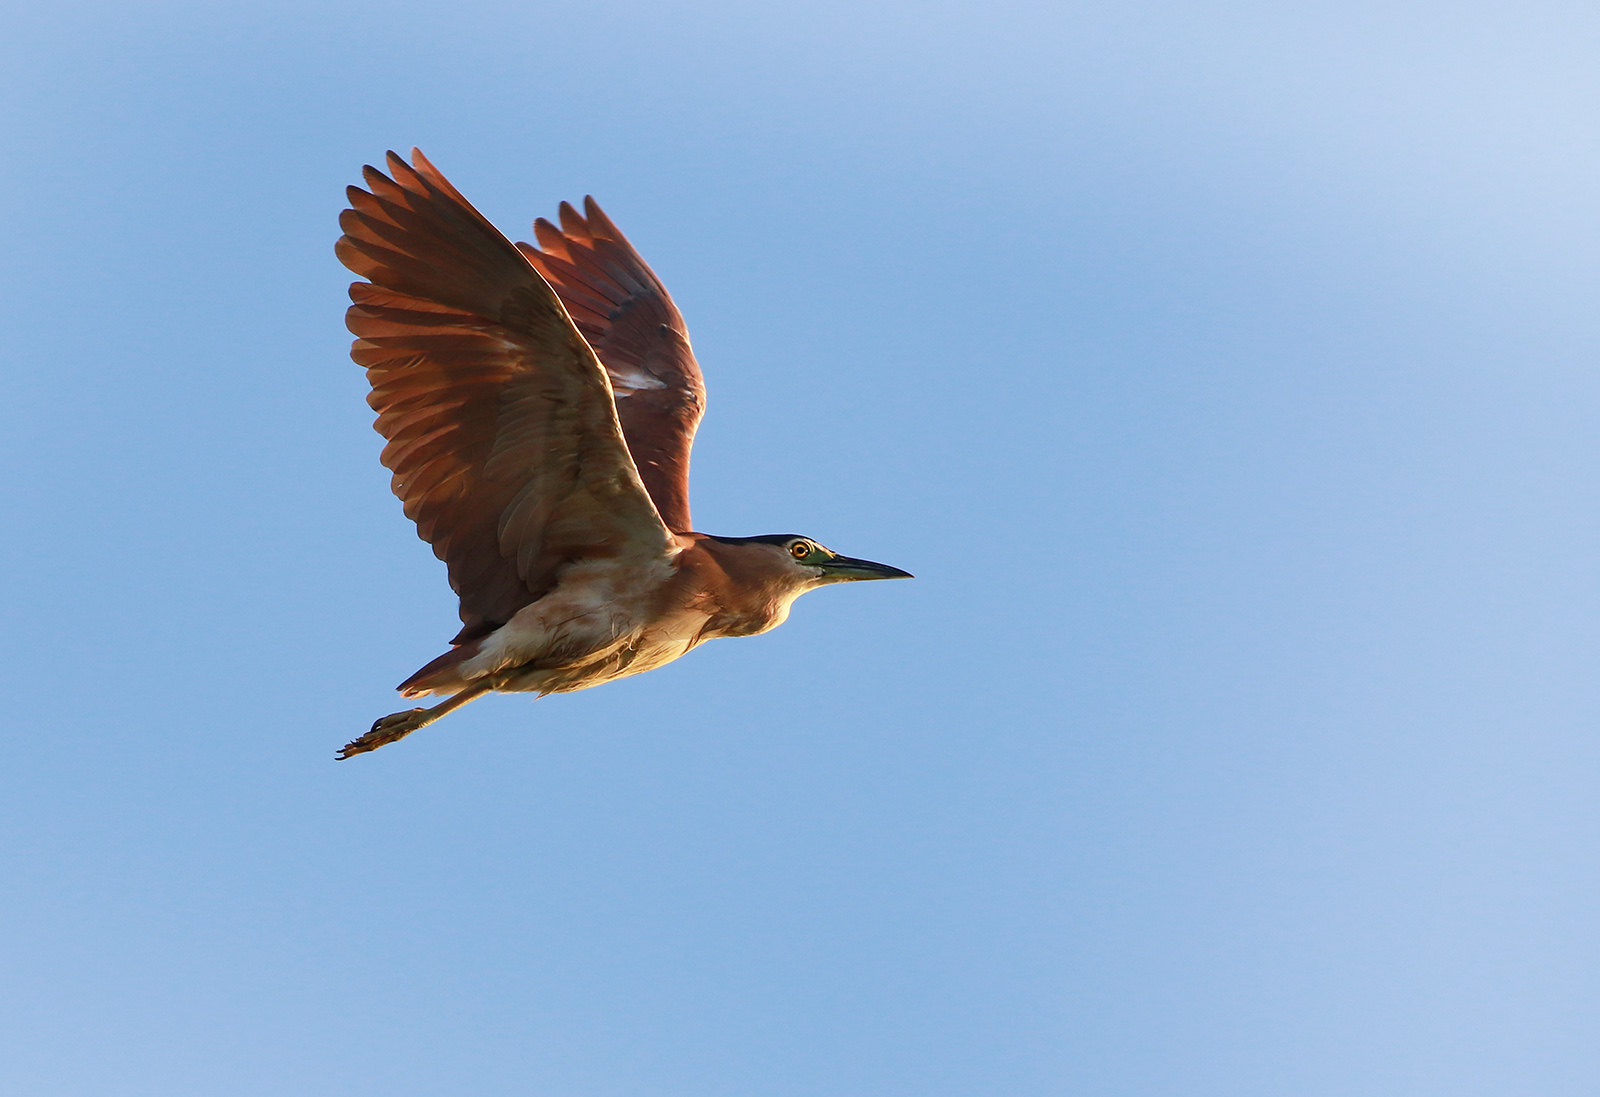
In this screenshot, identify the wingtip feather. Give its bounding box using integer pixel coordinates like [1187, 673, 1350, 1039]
[583, 196, 622, 240]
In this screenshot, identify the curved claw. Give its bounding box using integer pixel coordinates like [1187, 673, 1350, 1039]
[337, 708, 430, 760]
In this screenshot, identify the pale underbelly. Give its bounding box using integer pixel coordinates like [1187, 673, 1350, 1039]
[493, 630, 703, 694]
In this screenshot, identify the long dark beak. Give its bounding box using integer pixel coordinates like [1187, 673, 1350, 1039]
[820, 554, 914, 581]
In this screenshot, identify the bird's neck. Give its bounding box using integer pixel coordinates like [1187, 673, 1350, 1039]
[684, 535, 808, 639]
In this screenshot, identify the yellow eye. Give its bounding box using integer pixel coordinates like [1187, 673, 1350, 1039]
[790, 541, 811, 559]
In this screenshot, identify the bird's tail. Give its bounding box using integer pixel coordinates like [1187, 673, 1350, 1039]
[396, 639, 486, 698]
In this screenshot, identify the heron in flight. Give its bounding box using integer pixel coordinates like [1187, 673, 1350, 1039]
[334, 149, 910, 758]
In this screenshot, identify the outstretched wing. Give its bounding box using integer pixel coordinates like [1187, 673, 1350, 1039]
[517, 199, 706, 533]
[337, 149, 671, 644]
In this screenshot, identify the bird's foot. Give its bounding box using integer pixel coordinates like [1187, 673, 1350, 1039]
[338, 708, 433, 760]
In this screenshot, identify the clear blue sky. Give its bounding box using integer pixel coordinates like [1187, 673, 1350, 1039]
[3, 2, 1598, 1094]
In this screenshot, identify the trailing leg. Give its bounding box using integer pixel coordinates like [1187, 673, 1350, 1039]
[337, 681, 494, 759]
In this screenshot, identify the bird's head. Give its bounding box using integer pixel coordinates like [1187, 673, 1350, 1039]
[781, 535, 912, 585]
[708, 533, 912, 587]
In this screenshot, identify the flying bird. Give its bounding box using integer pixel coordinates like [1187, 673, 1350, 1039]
[334, 149, 910, 758]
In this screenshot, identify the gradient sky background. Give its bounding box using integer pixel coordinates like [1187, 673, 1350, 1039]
[3, 1, 1599, 1094]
